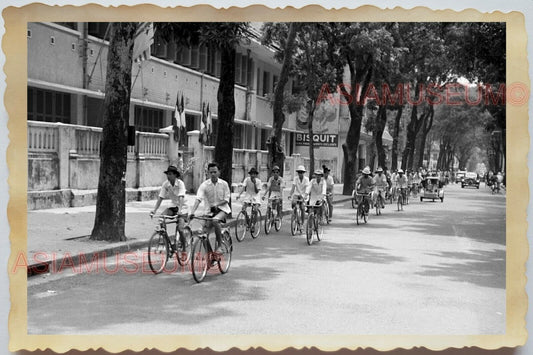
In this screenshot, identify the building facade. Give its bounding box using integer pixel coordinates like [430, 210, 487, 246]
[27, 22, 392, 209]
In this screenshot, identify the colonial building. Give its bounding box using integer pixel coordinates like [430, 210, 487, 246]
[27, 22, 392, 209]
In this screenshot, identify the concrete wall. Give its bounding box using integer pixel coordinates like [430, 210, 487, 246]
[28, 153, 60, 191]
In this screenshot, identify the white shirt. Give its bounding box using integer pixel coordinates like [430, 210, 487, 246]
[159, 179, 186, 208]
[195, 178, 231, 214]
[292, 176, 310, 197]
[306, 178, 326, 204]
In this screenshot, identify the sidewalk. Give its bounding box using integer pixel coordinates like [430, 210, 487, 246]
[26, 184, 351, 276]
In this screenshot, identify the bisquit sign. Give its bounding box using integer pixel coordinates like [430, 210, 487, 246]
[295, 133, 338, 147]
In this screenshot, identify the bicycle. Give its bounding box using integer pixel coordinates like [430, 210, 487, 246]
[355, 191, 371, 225]
[305, 201, 324, 245]
[397, 187, 407, 211]
[374, 190, 386, 216]
[264, 197, 283, 234]
[290, 196, 305, 236]
[234, 202, 262, 242]
[147, 213, 192, 274]
[189, 215, 232, 283]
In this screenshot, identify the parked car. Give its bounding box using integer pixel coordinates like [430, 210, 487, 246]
[420, 176, 444, 202]
[462, 172, 480, 189]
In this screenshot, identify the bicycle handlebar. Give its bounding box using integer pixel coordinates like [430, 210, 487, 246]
[151, 213, 188, 220]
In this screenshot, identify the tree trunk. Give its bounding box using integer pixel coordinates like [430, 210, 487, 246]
[269, 23, 297, 177]
[307, 103, 316, 179]
[401, 82, 425, 171]
[391, 106, 403, 171]
[417, 105, 434, 169]
[342, 103, 364, 195]
[91, 23, 136, 242]
[214, 45, 236, 187]
[375, 105, 387, 170]
[341, 59, 373, 195]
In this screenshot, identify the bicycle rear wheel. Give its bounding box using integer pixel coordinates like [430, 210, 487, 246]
[306, 214, 314, 245]
[250, 209, 262, 239]
[234, 211, 247, 242]
[147, 232, 169, 274]
[264, 207, 272, 235]
[177, 226, 193, 266]
[191, 238, 208, 283]
[217, 238, 232, 274]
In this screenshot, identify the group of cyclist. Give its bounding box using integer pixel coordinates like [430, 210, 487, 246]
[149, 162, 338, 255]
[353, 166, 413, 212]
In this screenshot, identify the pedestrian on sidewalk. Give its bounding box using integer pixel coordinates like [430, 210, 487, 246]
[150, 165, 187, 246]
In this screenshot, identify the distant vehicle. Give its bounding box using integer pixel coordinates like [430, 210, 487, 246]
[462, 172, 480, 189]
[420, 176, 444, 202]
[455, 171, 466, 184]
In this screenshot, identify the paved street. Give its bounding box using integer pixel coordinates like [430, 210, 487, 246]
[27, 183, 505, 335]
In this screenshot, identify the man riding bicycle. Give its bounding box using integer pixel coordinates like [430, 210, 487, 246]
[237, 167, 262, 214]
[372, 167, 387, 209]
[323, 165, 334, 222]
[263, 165, 284, 217]
[395, 169, 409, 201]
[355, 166, 374, 212]
[288, 165, 309, 225]
[305, 169, 327, 222]
[189, 162, 231, 254]
[150, 165, 187, 247]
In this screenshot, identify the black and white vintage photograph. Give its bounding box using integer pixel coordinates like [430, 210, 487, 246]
[24, 20, 507, 337]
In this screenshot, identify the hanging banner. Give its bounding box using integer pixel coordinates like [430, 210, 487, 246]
[295, 133, 338, 147]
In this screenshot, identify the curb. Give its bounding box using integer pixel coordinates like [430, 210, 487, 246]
[27, 196, 354, 277]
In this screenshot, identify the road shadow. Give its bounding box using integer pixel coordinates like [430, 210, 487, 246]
[417, 249, 505, 289]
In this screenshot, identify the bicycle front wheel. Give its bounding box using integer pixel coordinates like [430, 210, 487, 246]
[234, 211, 247, 242]
[147, 232, 169, 274]
[306, 214, 314, 245]
[315, 214, 323, 241]
[356, 204, 362, 225]
[274, 207, 282, 231]
[191, 238, 208, 283]
[397, 195, 402, 211]
[290, 209, 298, 236]
[217, 237, 232, 274]
[251, 210, 262, 239]
[177, 226, 193, 266]
[264, 207, 272, 235]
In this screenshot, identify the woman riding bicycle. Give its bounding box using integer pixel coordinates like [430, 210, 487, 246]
[263, 165, 284, 217]
[305, 169, 327, 222]
[288, 165, 310, 225]
[395, 169, 409, 201]
[355, 166, 374, 212]
[372, 167, 387, 209]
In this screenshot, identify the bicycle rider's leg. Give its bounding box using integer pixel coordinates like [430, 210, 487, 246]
[161, 207, 178, 243]
[212, 211, 228, 251]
